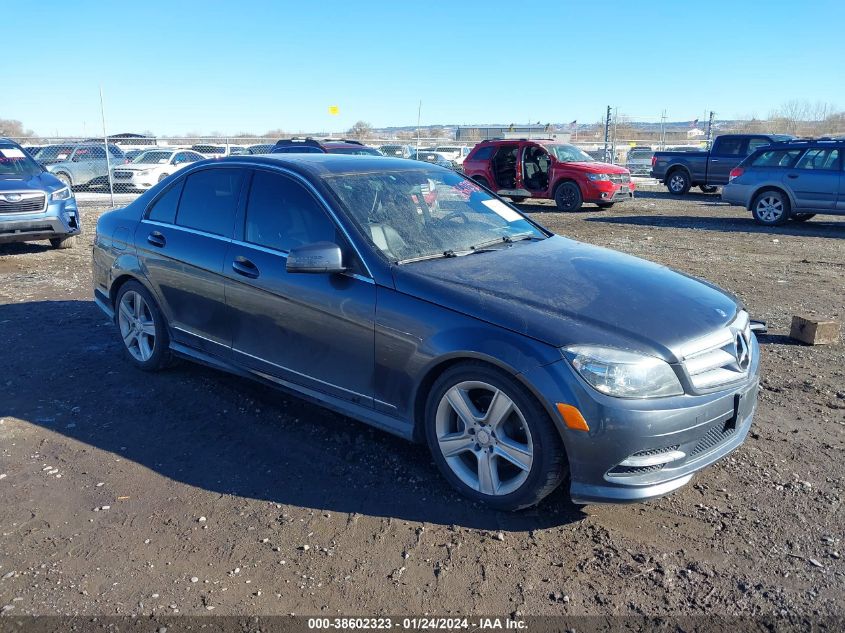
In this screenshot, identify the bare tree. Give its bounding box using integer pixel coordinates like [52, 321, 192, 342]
[347, 121, 373, 139]
[263, 128, 286, 138]
[0, 118, 35, 138]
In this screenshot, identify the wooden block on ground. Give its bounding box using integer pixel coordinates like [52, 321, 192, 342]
[789, 315, 840, 345]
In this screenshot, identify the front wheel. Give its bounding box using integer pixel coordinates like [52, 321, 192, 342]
[115, 281, 172, 371]
[425, 362, 568, 511]
[751, 190, 790, 226]
[699, 185, 718, 194]
[792, 213, 815, 222]
[666, 170, 691, 195]
[49, 236, 77, 249]
[554, 181, 583, 212]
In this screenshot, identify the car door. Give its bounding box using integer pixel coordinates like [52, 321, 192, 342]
[223, 168, 376, 407]
[707, 137, 746, 185]
[783, 147, 840, 210]
[87, 146, 109, 182]
[136, 166, 246, 357]
[838, 152, 845, 212]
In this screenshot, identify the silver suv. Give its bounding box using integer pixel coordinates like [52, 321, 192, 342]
[43, 143, 125, 189]
[722, 139, 845, 225]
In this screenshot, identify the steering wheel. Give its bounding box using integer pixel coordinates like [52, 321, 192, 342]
[439, 210, 470, 224]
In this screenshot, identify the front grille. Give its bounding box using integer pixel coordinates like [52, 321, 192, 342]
[680, 311, 752, 391]
[690, 421, 736, 457]
[113, 171, 133, 179]
[631, 444, 680, 458]
[608, 463, 665, 476]
[609, 173, 631, 184]
[0, 193, 46, 214]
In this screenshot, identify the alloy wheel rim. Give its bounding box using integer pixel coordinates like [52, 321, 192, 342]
[435, 381, 534, 496]
[118, 291, 156, 362]
[756, 195, 783, 222]
[669, 174, 685, 192]
[560, 185, 577, 208]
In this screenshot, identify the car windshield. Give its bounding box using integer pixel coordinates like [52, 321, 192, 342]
[0, 144, 44, 178]
[546, 144, 595, 162]
[133, 151, 173, 164]
[323, 168, 546, 263]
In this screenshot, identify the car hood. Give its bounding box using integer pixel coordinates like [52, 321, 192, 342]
[391, 236, 739, 361]
[562, 161, 629, 174]
[0, 170, 65, 193]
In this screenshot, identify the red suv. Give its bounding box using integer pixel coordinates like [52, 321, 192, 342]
[462, 139, 635, 211]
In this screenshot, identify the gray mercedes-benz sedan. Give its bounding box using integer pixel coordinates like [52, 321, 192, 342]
[93, 154, 760, 510]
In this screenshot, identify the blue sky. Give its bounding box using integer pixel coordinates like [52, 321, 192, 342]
[4, 0, 844, 136]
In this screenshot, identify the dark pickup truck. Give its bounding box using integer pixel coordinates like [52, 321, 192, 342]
[651, 134, 793, 194]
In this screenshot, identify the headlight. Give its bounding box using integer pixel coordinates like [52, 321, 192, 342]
[586, 173, 610, 181]
[564, 345, 684, 398]
[138, 170, 151, 176]
[50, 187, 72, 201]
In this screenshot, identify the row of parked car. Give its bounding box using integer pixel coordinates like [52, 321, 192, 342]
[651, 133, 845, 224]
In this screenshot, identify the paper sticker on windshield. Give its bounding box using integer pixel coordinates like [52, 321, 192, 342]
[0, 148, 25, 159]
[482, 199, 522, 222]
[57, 153, 68, 160]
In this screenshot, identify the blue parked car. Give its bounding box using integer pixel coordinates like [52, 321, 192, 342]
[0, 138, 80, 249]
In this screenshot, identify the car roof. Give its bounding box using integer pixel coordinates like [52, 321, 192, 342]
[211, 153, 448, 178]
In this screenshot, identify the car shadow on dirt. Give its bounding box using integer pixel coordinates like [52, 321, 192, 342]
[0, 299, 586, 531]
[585, 214, 845, 238]
[0, 242, 52, 256]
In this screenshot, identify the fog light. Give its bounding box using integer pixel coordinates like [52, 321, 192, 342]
[556, 403, 589, 432]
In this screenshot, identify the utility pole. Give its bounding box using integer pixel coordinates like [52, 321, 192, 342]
[99, 86, 114, 207]
[611, 107, 619, 165]
[416, 100, 422, 153]
[603, 105, 611, 163]
[706, 110, 715, 147]
[659, 109, 667, 150]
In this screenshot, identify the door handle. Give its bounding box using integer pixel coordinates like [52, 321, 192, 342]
[232, 257, 260, 279]
[787, 173, 799, 179]
[710, 159, 720, 163]
[147, 231, 166, 247]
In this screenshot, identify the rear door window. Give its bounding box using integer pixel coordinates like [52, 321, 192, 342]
[176, 168, 245, 237]
[147, 179, 185, 224]
[712, 137, 745, 156]
[751, 149, 801, 168]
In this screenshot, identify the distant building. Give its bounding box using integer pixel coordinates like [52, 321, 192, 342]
[686, 128, 705, 139]
[456, 125, 568, 142]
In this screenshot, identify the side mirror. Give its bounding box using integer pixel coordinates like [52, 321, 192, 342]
[286, 242, 346, 274]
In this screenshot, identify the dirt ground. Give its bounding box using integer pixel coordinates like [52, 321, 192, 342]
[0, 186, 843, 621]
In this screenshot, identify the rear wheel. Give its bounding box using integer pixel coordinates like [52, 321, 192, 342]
[509, 196, 526, 204]
[49, 236, 77, 249]
[666, 170, 691, 195]
[751, 190, 790, 226]
[792, 213, 815, 222]
[699, 185, 718, 194]
[425, 362, 568, 511]
[115, 281, 172, 371]
[554, 181, 583, 212]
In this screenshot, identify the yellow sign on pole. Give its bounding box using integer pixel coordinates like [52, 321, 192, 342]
[328, 105, 339, 116]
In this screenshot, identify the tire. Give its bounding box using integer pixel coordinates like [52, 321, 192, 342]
[666, 170, 691, 195]
[596, 202, 615, 209]
[751, 189, 790, 226]
[49, 235, 77, 249]
[791, 213, 815, 222]
[114, 281, 172, 371]
[424, 362, 568, 511]
[158, 173, 169, 183]
[699, 185, 718, 194]
[553, 181, 583, 212]
[509, 196, 526, 204]
[55, 172, 73, 189]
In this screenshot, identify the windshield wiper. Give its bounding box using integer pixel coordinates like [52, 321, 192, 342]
[396, 250, 459, 265]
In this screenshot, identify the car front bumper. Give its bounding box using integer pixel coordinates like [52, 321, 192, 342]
[111, 172, 157, 190]
[0, 196, 81, 244]
[583, 180, 636, 204]
[521, 335, 760, 504]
